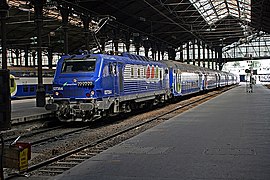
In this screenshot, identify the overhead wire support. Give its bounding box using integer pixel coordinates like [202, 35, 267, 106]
[144, 0, 204, 43]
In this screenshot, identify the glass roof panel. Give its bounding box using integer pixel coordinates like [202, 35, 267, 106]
[189, 0, 251, 25]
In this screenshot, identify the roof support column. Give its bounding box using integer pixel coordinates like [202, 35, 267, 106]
[186, 41, 190, 64]
[32, 0, 45, 107]
[113, 29, 120, 53]
[211, 49, 214, 69]
[24, 46, 29, 67]
[0, 0, 9, 70]
[59, 3, 69, 55]
[217, 46, 223, 70]
[202, 43, 206, 68]
[133, 33, 140, 55]
[207, 46, 210, 69]
[180, 43, 184, 63]
[168, 46, 176, 60]
[48, 47, 53, 69]
[143, 39, 150, 58]
[32, 51, 36, 66]
[151, 42, 157, 60]
[215, 50, 218, 70]
[157, 43, 161, 61]
[125, 33, 130, 52]
[15, 49, 20, 66]
[192, 39, 196, 65]
[81, 15, 90, 52]
[100, 37, 106, 52]
[197, 40, 201, 67]
[160, 44, 165, 60]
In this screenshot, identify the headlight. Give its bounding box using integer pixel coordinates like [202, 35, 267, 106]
[90, 90, 95, 96]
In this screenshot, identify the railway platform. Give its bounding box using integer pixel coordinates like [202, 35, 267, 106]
[11, 98, 53, 124]
[52, 84, 270, 180]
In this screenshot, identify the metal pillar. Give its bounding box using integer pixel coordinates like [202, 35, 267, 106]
[168, 46, 176, 60]
[186, 41, 190, 64]
[215, 50, 218, 70]
[197, 41, 201, 66]
[202, 43, 206, 68]
[192, 39, 196, 65]
[0, 1, 10, 178]
[32, 51, 36, 67]
[59, 4, 69, 55]
[113, 29, 120, 53]
[211, 49, 214, 69]
[151, 41, 157, 60]
[125, 32, 130, 52]
[157, 43, 161, 60]
[100, 37, 106, 52]
[33, 0, 46, 107]
[48, 47, 53, 69]
[217, 46, 223, 70]
[0, 0, 9, 70]
[81, 15, 90, 52]
[133, 34, 141, 55]
[15, 49, 19, 66]
[180, 44, 184, 62]
[207, 46, 210, 69]
[143, 40, 150, 58]
[24, 46, 29, 66]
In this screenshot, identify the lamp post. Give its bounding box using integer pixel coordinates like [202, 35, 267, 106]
[32, 0, 46, 107]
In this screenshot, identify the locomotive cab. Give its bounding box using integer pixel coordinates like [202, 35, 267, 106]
[46, 55, 100, 121]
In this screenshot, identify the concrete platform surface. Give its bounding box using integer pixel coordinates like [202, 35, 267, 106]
[53, 84, 270, 180]
[11, 98, 53, 124]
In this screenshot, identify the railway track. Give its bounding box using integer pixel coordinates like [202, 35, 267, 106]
[5, 85, 236, 179]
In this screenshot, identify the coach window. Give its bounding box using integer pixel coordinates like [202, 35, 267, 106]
[143, 67, 146, 78]
[102, 64, 109, 77]
[23, 85, 28, 92]
[155, 67, 159, 79]
[131, 66, 134, 78]
[160, 69, 163, 80]
[30, 86, 35, 92]
[137, 67, 141, 78]
[113, 63, 117, 75]
[165, 69, 168, 74]
[109, 63, 114, 75]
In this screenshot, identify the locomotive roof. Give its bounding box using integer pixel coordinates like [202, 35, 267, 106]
[63, 53, 165, 66]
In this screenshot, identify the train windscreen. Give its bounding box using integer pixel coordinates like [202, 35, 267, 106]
[61, 59, 96, 73]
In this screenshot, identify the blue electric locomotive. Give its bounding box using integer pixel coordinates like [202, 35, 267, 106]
[45, 53, 169, 121]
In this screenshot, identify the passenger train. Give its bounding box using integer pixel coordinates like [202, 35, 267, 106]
[45, 52, 237, 122]
[9, 67, 54, 99]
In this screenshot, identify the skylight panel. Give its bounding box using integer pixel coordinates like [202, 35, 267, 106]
[189, 0, 251, 24]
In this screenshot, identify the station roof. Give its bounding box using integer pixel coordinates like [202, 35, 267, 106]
[3, 0, 270, 53]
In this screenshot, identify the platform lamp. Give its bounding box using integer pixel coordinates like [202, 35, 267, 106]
[32, 0, 46, 107]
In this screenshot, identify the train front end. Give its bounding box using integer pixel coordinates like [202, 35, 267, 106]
[45, 54, 101, 122]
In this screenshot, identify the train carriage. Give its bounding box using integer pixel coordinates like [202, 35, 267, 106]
[9, 67, 54, 99]
[161, 60, 203, 97]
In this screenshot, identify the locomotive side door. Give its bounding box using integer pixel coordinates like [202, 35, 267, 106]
[118, 62, 124, 95]
[112, 62, 124, 97]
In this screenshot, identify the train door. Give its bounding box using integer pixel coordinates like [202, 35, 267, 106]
[176, 70, 181, 94]
[111, 62, 119, 97]
[118, 62, 124, 95]
[199, 73, 203, 90]
[102, 61, 114, 97]
[111, 61, 124, 97]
